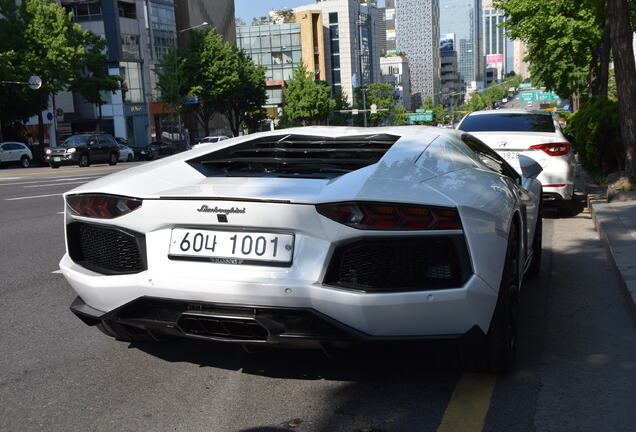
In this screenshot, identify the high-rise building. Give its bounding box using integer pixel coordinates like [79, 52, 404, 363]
[294, 0, 382, 105]
[513, 39, 530, 79]
[482, 0, 512, 85]
[236, 12, 327, 120]
[439, 0, 482, 92]
[440, 34, 465, 108]
[383, 0, 397, 55]
[394, 0, 440, 107]
[380, 56, 411, 109]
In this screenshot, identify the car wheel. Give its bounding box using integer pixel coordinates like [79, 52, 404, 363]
[526, 213, 542, 278]
[127, 154, 133, 162]
[50, 163, 60, 169]
[79, 154, 89, 167]
[20, 156, 31, 168]
[108, 152, 117, 165]
[459, 221, 520, 374]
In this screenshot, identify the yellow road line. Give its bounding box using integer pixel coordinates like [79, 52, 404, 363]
[0, 166, 127, 178]
[437, 373, 497, 432]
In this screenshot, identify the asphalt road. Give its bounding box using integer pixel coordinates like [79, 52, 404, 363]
[0, 163, 635, 432]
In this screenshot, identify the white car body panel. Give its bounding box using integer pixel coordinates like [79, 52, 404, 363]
[60, 126, 541, 339]
[0, 141, 33, 163]
[117, 145, 134, 162]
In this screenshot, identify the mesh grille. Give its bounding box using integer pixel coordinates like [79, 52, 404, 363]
[324, 237, 468, 292]
[68, 222, 146, 274]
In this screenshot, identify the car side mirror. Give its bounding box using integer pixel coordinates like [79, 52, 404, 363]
[519, 154, 543, 179]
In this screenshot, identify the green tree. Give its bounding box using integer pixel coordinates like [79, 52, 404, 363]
[355, 83, 394, 126]
[392, 104, 408, 126]
[224, 49, 267, 136]
[496, 0, 604, 108]
[417, 97, 447, 124]
[70, 32, 121, 132]
[21, 0, 91, 144]
[330, 88, 351, 126]
[284, 62, 335, 125]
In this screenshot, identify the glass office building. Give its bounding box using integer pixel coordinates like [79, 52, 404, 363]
[440, 0, 482, 90]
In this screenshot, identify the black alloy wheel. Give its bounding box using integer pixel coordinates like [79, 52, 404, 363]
[459, 221, 521, 374]
[20, 156, 30, 168]
[108, 152, 117, 165]
[79, 154, 89, 167]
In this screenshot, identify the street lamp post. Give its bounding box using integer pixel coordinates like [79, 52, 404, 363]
[173, 22, 208, 146]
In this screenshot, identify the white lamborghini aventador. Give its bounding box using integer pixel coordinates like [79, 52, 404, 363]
[61, 126, 543, 373]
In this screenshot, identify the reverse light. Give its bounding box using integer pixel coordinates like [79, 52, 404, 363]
[66, 194, 142, 219]
[316, 202, 462, 230]
[529, 142, 570, 156]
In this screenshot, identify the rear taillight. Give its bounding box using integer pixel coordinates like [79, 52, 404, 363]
[529, 142, 570, 156]
[66, 194, 142, 219]
[316, 202, 462, 230]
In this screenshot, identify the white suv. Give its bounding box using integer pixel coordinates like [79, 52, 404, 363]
[0, 141, 33, 168]
[458, 109, 576, 214]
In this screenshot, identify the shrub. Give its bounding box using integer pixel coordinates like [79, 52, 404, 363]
[566, 97, 623, 174]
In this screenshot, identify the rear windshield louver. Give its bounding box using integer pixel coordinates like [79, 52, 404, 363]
[187, 134, 400, 178]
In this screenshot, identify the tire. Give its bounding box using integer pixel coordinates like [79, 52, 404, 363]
[79, 154, 89, 167]
[127, 154, 133, 162]
[460, 221, 520, 374]
[557, 199, 574, 218]
[108, 152, 117, 165]
[50, 163, 60, 169]
[526, 214, 542, 278]
[20, 156, 31, 168]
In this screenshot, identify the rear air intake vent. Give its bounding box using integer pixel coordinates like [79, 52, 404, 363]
[187, 134, 399, 178]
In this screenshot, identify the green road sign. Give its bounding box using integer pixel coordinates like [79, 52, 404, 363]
[408, 113, 433, 122]
[538, 91, 558, 101]
[520, 91, 535, 102]
[519, 83, 532, 89]
[415, 109, 433, 113]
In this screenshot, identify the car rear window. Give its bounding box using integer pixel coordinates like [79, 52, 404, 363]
[460, 113, 555, 133]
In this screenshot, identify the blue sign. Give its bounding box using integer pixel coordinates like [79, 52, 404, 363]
[352, 73, 357, 89]
[183, 97, 199, 105]
[46, 112, 53, 121]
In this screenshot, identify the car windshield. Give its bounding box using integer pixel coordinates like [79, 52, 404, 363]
[61, 136, 89, 147]
[203, 137, 220, 143]
[460, 113, 555, 133]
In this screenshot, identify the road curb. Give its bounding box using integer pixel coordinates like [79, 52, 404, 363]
[590, 200, 636, 322]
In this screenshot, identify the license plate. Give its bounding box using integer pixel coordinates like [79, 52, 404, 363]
[53, 156, 61, 162]
[500, 151, 519, 161]
[169, 228, 294, 265]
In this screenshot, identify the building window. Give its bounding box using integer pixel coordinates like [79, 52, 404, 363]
[121, 61, 144, 104]
[121, 35, 141, 60]
[329, 12, 338, 24]
[331, 39, 340, 54]
[332, 70, 341, 84]
[65, 3, 102, 22]
[118, 1, 137, 19]
[330, 25, 339, 39]
[332, 55, 340, 69]
[385, 8, 395, 21]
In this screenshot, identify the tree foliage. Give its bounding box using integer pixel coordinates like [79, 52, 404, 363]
[283, 62, 335, 125]
[355, 83, 394, 126]
[156, 28, 267, 136]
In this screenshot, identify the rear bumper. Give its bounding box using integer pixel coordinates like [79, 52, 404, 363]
[70, 295, 487, 346]
[60, 252, 498, 339]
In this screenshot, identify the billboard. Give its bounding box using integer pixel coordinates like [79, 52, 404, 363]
[440, 33, 455, 52]
[486, 53, 503, 64]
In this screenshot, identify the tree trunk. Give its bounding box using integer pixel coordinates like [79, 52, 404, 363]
[96, 104, 103, 133]
[51, 93, 58, 146]
[227, 108, 240, 137]
[598, 3, 612, 98]
[608, 0, 636, 179]
[37, 90, 46, 146]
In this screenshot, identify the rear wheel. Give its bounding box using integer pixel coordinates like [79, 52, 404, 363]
[20, 156, 30, 168]
[460, 222, 520, 373]
[108, 152, 117, 165]
[127, 154, 133, 162]
[79, 154, 89, 167]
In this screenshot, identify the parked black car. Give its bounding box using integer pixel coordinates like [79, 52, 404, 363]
[149, 140, 175, 156]
[133, 145, 158, 161]
[46, 134, 119, 168]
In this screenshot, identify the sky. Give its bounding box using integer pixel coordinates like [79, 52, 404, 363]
[234, 1, 385, 24]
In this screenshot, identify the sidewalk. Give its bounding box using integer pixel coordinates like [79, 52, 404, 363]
[588, 185, 636, 319]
